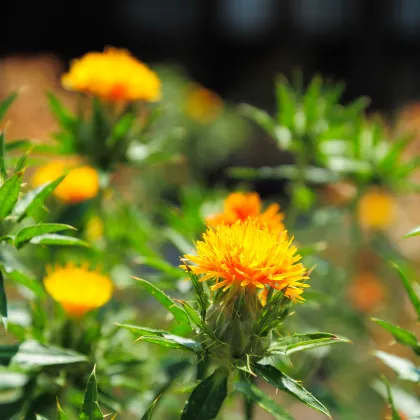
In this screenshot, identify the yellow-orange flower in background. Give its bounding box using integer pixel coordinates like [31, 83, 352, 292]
[85, 215, 104, 242]
[184, 84, 223, 124]
[32, 160, 99, 204]
[348, 271, 385, 312]
[181, 219, 308, 302]
[61, 47, 161, 102]
[44, 263, 113, 318]
[206, 192, 285, 233]
[357, 188, 396, 230]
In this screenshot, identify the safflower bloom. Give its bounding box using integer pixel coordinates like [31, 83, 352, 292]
[206, 192, 285, 232]
[44, 263, 113, 317]
[348, 271, 385, 312]
[61, 47, 161, 102]
[32, 161, 99, 204]
[181, 219, 308, 302]
[184, 84, 223, 124]
[357, 188, 396, 230]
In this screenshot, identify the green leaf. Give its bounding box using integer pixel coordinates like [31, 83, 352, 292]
[35, 415, 50, 420]
[185, 268, 209, 320]
[381, 376, 402, 420]
[0, 271, 7, 329]
[106, 113, 136, 147]
[372, 318, 419, 354]
[15, 223, 76, 248]
[14, 176, 65, 221]
[392, 262, 420, 320]
[253, 364, 331, 418]
[181, 368, 228, 420]
[404, 226, 420, 238]
[0, 91, 18, 122]
[3, 268, 45, 298]
[0, 171, 23, 218]
[269, 332, 350, 356]
[5, 139, 31, 152]
[57, 400, 69, 420]
[141, 395, 161, 420]
[374, 351, 420, 382]
[0, 131, 6, 180]
[78, 366, 104, 420]
[29, 234, 89, 247]
[0, 340, 87, 368]
[47, 92, 75, 131]
[136, 335, 203, 353]
[234, 382, 294, 420]
[134, 277, 189, 325]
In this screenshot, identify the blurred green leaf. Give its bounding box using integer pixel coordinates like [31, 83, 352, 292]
[381, 376, 402, 420]
[181, 368, 228, 420]
[106, 113, 136, 147]
[185, 269, 209, 320]
[57, 400, 69, 420]
[136, 335, 202, 353]
[141, 395, 160, 420]
[4, 139, 31, 153]
[0, 91, 18, 122]
[47, 92, 75, 131]
[392, 262, 420, 320]
[234, 382, 293, 420]
[0, 131, 6, 180]
[134, 277, 189, 325]
[14, 176, 65, 221]
[0, 171, 23, 219]
[29, 234, 89, 247]
[15, 223, 76, 248]
[78, 366, 104, 420]
[404, 226, 420, 238]
[374, 351, 420, 382]
[3, 269, 45, 298]
[269, 333, 350, 356]
[253, 364, 331, 418]
[35, 415, 50, 420]
[0, 271, 7, 329]
[372, 318, 419, 354]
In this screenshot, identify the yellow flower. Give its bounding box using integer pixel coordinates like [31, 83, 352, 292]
[85, 216, 104, 242]
[44, 263, 113, 317]
[357, 188, 396, 229]
[206, 192, 285, 233]
[32, 160, 99, 204]
[61, 47, 161, 102]
[181, 219, 308, 302]
[184, 84, 223, 124]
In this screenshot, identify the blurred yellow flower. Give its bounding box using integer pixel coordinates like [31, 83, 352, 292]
[62, 47, 161, 102]
[348, 271, 385, 312]
[85, 216, 104, 242]
[184, 84, 223, 124]
[206, 192, 285, 233]
[32, 161, 99, 204]
[357, 188, 396, 229]
[44, 263, 113, 318]
[181, 219, 308, 302]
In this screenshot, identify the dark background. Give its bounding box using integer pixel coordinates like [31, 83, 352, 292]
[4, 0, 420, 115]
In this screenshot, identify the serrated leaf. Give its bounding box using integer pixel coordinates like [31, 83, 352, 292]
[78, 366, 104, 420]
[57, 400, 69, 420]
[14, 176, 65, 221]
[181, 368, 228, 420]
[269, 332, 350, 356]
[392, 262, 420, 320]
[141, 395, 160, 420]
[0, 271, 7, 329]
[29, 234, 89, 247]
[374, 351, 420, 382]
[372, 318, 419, 354]
[234, 382, 293, 420]
[0, 171, 23, 218]
[404, 226, 420, 238]
[134, 277, 189, 325]
[253, 364, 330, 418]
[0, 91, 18, 122]
[136, 335, 202, 353]
[1, 340, 87, 368]
[15, 223, 76, 248]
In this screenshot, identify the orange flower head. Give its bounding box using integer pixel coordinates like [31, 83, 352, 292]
[206, 192, 285, 233]
[348, 271, 385, 312]
[181, 219, 309, 302]
[44, 263, 113, 318]
[357, 188, 396, 230]
[32, 160, 99, 204]
[61, 47, 161, 102]
[184, 84, 223, 124]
